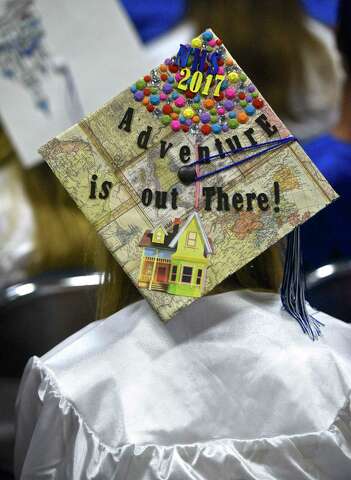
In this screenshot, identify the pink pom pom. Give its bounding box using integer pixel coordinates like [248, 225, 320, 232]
[171, 120, 181, 131]
[225, 87, 236, 99]
[175, 96, 186, 107]
[218, 66, 225, 75]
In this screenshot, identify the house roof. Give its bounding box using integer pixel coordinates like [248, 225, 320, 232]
[139, 224, 179, 249]
[153, 225, 167, 235]
[169, 212, 213, 255]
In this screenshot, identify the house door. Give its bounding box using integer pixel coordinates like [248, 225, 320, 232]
[156, 265, 168, 283]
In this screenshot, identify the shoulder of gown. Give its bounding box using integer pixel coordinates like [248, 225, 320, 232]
[15, 291, 351, 479]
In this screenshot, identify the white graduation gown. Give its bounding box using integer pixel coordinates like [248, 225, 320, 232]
[15, 291, 351, 479]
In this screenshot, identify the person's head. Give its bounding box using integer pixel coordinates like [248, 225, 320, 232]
[189, 0, 338, 122]
[337, 0, 351, 75]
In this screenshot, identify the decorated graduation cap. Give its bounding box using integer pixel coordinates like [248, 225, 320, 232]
[39, 29, 337, 339]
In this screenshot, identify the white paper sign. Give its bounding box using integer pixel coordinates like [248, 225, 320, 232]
[0, 0, 153, 167]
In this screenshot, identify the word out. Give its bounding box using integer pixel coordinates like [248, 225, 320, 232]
[141, 188, 179, 209]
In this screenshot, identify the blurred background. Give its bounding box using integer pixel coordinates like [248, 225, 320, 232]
[0, 0, 350, 478]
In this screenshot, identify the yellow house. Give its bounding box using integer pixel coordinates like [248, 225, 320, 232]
[167, 212, 213, 297]
[138, 213, 213, 298]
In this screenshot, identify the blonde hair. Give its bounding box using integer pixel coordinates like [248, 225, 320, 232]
[96, 240, 283, 319]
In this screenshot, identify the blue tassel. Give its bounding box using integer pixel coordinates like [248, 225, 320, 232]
[280, 226, 324, 340]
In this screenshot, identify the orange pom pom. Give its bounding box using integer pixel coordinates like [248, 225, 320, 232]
[237, 111, 248, 124]
[204, 98, 215, 109]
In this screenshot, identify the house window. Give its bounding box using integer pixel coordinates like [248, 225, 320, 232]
[171, 265, 177, 282]
[181, 266, 193, 283]
[144, 248, 156, 257]
[196, 269, 202, 285]
[144, 262, 153, 276]
[186, 231, 197, 247]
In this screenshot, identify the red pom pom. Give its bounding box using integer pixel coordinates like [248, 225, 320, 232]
[201, 124, 212, 135]
[238, 92, 246, 100]
[252, 98, 264, 109]
[185, 90, 196, 98]
[218, 59, 224, 66]
[214, 91, 224, 101]
[169, 64, 178, 73]
[216, 38, 222, 45]
[147, 104, 155, 112]
[181, 125, 189, 132]
[162, 104, 173, 114]
[143, 88, 151, 96]
[144, 74, 151, 82]
[160, 73, 168, 81]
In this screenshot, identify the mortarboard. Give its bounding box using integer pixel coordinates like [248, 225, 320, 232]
[39, 29, 338, 339]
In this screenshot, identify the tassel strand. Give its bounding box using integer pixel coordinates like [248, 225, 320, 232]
[281, 226, 324, 340]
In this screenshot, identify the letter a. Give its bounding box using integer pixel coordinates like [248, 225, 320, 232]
[118, 107, 134, 133]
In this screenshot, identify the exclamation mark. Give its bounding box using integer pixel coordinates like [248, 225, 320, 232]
[274, 181, 280, 212]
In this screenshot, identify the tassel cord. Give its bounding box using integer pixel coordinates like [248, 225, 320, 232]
[281, 226, 324, 340]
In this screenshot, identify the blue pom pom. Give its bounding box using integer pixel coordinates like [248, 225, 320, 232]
[212, 124, 221, 134]
[245, 105, 256, 116]
[202, 31, 213, 42]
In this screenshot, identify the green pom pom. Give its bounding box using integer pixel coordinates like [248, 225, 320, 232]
[239, 72, 247, 82]
[136, 79, 146, 90]
[161, 115, 171, 126]
[228, 119, 239, 129]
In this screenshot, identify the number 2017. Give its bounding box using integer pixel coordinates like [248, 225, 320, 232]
[177, 67, 225, 96]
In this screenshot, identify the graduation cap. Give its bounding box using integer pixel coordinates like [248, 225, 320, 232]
[39, 29, 337, 339]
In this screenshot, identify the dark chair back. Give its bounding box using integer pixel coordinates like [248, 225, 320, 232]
[306, 261, 351, 323]
[0, 271, 102, 477]
[0, 271, 102, 377]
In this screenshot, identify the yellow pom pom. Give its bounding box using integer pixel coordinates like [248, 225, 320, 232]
[228, 72, 239, 83]
[191, 37, 202, 48]
[183, 107, 195, 118]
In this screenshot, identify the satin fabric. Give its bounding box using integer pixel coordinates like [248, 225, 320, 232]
[15, 291, 351, 479]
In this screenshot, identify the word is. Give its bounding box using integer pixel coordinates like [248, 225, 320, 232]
[89, 175, 113, 200]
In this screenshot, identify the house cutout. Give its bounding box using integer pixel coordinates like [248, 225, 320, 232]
[138, 212, 213, 298]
